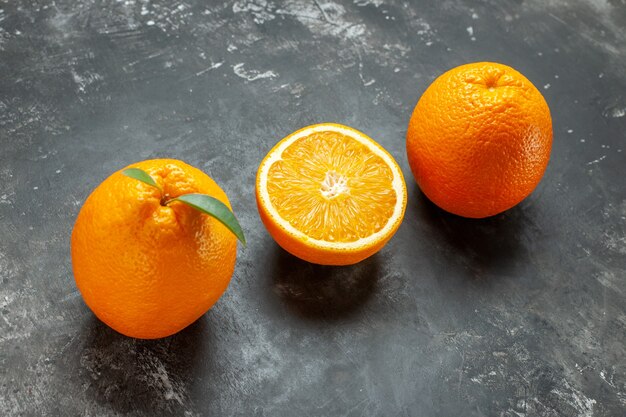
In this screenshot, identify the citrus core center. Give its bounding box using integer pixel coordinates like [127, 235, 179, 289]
[320, 171, 348, 199]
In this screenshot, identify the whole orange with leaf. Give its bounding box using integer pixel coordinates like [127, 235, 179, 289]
[71, 159, 244, 339]
[406, 62, 552, 218]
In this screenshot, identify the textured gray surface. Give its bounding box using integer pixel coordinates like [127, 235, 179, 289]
[1, 0, 625, 416]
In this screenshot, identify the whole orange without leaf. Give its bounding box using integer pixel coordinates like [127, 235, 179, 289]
[406, 62, 552, 218]
[71, 159, 238, 339]
[256, 123, 407, 265]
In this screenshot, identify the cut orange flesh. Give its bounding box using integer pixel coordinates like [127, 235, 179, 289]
[256, 123, 407, 265]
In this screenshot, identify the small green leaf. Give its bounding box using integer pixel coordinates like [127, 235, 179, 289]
[171, 193, 246, 246]
[122, 168, 162, 192]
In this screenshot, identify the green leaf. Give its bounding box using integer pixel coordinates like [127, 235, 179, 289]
[122, 168, 162, 192]
[170, 193, 246, 246]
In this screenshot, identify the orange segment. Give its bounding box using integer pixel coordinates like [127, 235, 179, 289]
[267, 131, 397, 242]
[256, 123, 407, 265]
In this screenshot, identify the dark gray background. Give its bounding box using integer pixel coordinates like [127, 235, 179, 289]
[1, 0, 625, 416]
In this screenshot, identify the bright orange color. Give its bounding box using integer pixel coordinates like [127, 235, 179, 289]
[256, 123, 407, 265]
[71, 159, 237, 339]
[406, 62, 552, 218]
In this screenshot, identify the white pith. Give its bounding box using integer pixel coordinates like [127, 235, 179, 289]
[258, 124, 406, 250]
[320, 171, 348, 199]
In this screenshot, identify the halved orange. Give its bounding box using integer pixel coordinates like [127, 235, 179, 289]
[256, 123, 407, 265]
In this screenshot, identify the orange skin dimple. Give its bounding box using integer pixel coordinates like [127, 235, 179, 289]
[71, 159, 237, 339]
[406, 62, 552, 218]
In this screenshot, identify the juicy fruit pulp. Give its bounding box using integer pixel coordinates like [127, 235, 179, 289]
[267, 131, 397, 242]
[257, 123, 407, 265]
